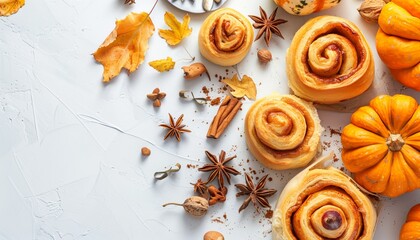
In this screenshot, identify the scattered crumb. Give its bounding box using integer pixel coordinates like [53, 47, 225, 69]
[265, 210, 273, 219]
[329, 128, 342, 137]
[333, 153, 339, 162]
[141, 147, 151, 156]
[210, 97, 221, 106]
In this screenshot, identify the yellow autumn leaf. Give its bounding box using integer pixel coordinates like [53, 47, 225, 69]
[149, 57, 175, 72]
[0, 0, 25, 16]
[222, 74, 257, 100]
[93, 12, 155, 82]
[158, 12, 192, 46]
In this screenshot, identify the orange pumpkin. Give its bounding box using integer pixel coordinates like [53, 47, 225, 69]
[376, 0, 420, 90]
[400, 204, 420, 240]
[341, 94, 420, 197]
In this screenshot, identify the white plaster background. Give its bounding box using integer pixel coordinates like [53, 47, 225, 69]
[0, 0, 419, 239]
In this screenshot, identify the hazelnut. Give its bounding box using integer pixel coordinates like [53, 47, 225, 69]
[358, 0, 386, 23]
[141, 147, 151, 156]
[257, 49, 272, 63]
[203, 231, 224, 240]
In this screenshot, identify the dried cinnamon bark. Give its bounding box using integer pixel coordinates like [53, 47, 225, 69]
[207, 96, 242, 139]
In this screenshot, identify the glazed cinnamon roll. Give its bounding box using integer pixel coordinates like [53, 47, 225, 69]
[198, 8, 253, 66]
[272, 153, 377, 240]
[244, 94, 322, 170]
[287, 16, 374, 104]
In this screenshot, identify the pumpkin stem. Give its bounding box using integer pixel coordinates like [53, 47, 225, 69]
[386, 134, 405, 152]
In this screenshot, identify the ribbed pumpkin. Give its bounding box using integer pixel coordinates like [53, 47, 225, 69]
[400, 204, 420, 240]
[341, 94, 420, 197]
[376, 0, 420, 90]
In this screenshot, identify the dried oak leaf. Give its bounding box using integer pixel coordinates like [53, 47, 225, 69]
[149, 57, 175, 72]
[0, 0, 25, 16]
[158, 11, 192, 46]
[222, 74, 257, 100]
[93, 12, 155, 82]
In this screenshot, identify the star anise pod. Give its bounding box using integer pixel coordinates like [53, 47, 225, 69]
[124, 0, 135, 4]
[249, 6, 287, 46]
[198, 150, 240, 189]
[235, 173, 277, 213]
[191, 178, 208, 197]
[159, 113, 191, 142]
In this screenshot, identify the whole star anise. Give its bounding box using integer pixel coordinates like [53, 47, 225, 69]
[159, 113, 191, 142]
[249, 6, 287, 46]
[198, 150, 240, 188]
[235, 173, 277, 213]
[191, 178, 208, 197]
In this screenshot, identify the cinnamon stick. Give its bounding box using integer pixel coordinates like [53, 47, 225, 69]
[207, 96, 242, 139]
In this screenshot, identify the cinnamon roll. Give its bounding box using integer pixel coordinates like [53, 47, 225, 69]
[198, 8, 253, 66]
[272, 153, 377, 240]
[287, 16, 374, 104]
[244, 94, 322, 170]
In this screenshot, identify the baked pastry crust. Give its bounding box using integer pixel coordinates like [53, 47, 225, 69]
[198, 8, 253, 66]
[287, 16, 375, 104]
[272, 153, 377, 240]
[244, 94, 322, 170]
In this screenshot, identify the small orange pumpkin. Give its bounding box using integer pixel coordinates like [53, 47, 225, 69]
[400, 204, 420, 240]
[376, 0, 420, 90]
[341, 94, 420, 197]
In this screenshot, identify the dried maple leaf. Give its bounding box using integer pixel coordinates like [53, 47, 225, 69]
[222, 74, 257, 100]
[149, 57, 175, 72]
[0, 0, 25, 16]
[93, 12, 155, 82]
[158, 11, 192, 46]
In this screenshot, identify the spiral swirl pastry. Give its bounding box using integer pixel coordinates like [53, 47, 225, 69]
[198, 8, 253, 66]
[244, 94, 322, 170]
[287, 16, 375, 104]
[272, 153, 377, 240]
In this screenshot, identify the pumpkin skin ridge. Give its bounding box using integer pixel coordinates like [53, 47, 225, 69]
[400, 204, 420, 240]
[376, 1, 420, 90]
[378, 2, 420, 41]
[341, 94, 420, 197]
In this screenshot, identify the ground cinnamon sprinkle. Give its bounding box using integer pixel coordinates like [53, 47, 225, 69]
[329, 128, 342, 137]
[333, 153, 339, 162]
[210, 97, 221, 106]
[202, 86, 209, 94]
[265, 210, 273, 219]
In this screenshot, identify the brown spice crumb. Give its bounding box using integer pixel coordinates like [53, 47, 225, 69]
[141, 147, 151, 156]
[223, 213, 227, 220]
[211, 217, 224, 224]
[330, 128, 342, 137]
[268, 177, 273, 182]
[210, 97, 221, 106]
[333, 153, 339, 162]
[202, 86, 209, 94]
[265, 210, 273, 219]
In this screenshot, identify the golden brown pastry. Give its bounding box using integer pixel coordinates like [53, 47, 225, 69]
[272, 153, 377, 240]
[287, 16, 375, 104]
[244, 94, 322, 170]
[273, 0, 341, 16]
[198, 8, 253, 66]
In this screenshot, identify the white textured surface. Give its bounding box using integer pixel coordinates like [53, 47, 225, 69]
[0, 0, 419, 239]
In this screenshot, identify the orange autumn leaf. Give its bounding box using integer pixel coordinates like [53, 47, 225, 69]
[0, 0, 25, 16]
[93, 12, 155, 82]
[222, 74, 257, 100]
[158, 11, 192, 46]
[149, 57, 175, 72]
